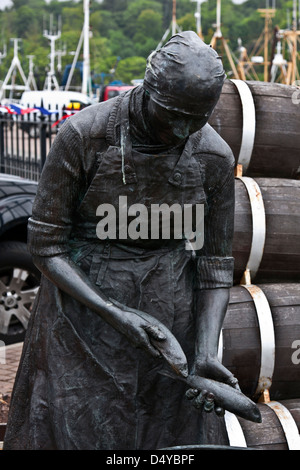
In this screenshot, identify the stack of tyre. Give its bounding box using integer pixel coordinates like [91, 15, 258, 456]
[0, 175, 39, 346]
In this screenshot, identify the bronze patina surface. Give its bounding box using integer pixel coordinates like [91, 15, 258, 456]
[4, 32, 259, 450]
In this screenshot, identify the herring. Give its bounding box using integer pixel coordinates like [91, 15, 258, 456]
[109, 298, 189, 378]
[160, 369, 262, 424]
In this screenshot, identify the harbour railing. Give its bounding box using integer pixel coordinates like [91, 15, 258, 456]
[0, 106, 72, 182]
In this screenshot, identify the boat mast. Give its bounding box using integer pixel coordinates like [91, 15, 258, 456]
[0, 38, 29, 101]
[210, 0, 239, 79]
[65, 0, 92, 95]
[191, 0, 206, 40]
[277, 0, 300, 84]
[236, 2, 276, 83]
[172, 0, 177, 36]
[82, 0, 92, 96]
[26, 55, 38, 91]
[156, 0, 180, 49]
[0, 43, 7, 65]
[43, 15, 61, 91]
[257, 2, 276, 81]
[288, 0, 300, 84]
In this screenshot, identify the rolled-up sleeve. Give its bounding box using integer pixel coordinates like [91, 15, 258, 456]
[196, 256, 234, 289]
[196, 155, 235, 289]
[28, 120, 85, 257]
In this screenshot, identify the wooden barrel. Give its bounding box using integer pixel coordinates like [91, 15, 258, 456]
[233, 177, 300, 284]
[224, 399, 300, 450]
[220, 283, 300, 401]
[209, 80, 300, 179]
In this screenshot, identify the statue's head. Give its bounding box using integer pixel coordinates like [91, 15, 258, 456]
[143, 31, 225, 145]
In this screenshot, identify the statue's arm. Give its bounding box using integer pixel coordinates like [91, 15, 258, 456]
[191, 154, 237, 386]
[32, 252, 164, 358]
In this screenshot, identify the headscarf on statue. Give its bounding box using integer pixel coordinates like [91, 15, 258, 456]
[143, 31, 226, 118]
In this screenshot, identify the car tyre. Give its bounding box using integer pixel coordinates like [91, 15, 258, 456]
[0, 241, 40, 345]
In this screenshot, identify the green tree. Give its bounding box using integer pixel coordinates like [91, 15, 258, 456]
[61, 30, 83, 56]
[11, 0, 29, 8]
[101, 0, 129, 13]
[61, 5, 83, 32]
[134, 9, 162, 40]
[108, 30, 135, 58]
[13, 5, 38, 37]
[177, 13, 197, 33]
[134, 35, 158, 57]
[123, 0, 162, 38]
[90, 36, 114, 75]
[90, 10, 118, 38]
[115, 56, 146, 83]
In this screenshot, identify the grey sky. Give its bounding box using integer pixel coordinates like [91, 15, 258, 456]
[0, 0, 12, 9]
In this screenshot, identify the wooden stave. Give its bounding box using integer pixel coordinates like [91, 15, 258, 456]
[233, 177, 300, 284]
[229, 399, 300, 450]
[222, 283, 300, 401]
[209, 80, 300, 179]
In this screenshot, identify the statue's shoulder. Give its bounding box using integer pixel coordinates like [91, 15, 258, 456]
[195, 123, 235, 165]
[67, 96, 120, 139]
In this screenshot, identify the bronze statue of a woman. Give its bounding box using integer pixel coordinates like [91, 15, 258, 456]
[4, 32, 244, 450]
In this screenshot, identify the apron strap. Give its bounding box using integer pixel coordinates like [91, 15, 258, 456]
[168, 131, 203, 189]
[120, 93, 138, 185]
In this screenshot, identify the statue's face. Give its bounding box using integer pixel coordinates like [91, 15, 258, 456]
[146, 96, 210, 146]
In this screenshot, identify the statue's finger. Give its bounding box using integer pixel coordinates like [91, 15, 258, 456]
[144, 324, 166, 341]
[140, 330, 162, 357]
[227, 376, 241, 391]
[203, 392, 215, 413]
[185, 388, 199, 400]
[193, 390, 207, 409]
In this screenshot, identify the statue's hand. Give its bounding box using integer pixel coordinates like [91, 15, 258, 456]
[109, 305, 167, 358]
[191, 355, 240, 390]
[185, 388, 224, 416]
[185, 355, 240, 415]
[105, 299, 189, 377]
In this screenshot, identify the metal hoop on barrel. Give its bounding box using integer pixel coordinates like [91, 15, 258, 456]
[230, 79, 256, 171]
